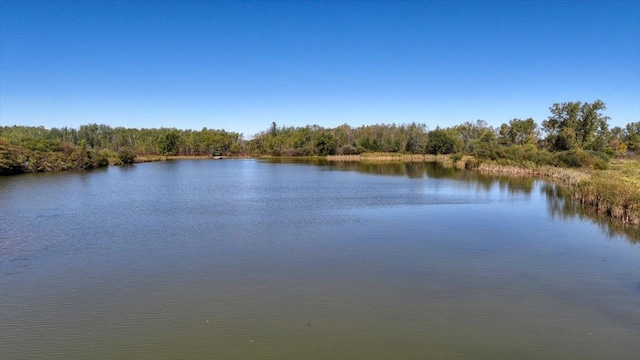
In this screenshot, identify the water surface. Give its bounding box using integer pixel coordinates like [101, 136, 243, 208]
[1, 160, 638, 359]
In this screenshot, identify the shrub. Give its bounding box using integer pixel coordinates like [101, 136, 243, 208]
[594, 159, 608, 170]
[92, 150, 110, 168]
[554, 149, 591, 168]
[465, 158, 479, 169]
[552, 149, 609, 169]
[337, 145, 358, 155]
[118, 148, 136, 164]
[535, 149, 554, 166]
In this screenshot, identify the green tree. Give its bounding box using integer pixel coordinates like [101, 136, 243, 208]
[426, 128, 459, 155]
[405, 122, 427, 153]
[455, 120, 490, 153]
[315, 131, 337, 156]
[472, 130, 499, 159]
[118, 147, 136, 164]
[542, 100, 609, 151]
[156, 130, 181, 155]
[498, 118, 538, 146]
[625, 121, 640, 152]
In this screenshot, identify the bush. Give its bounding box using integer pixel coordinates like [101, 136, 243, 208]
[587, 150, 610, 162]
[594, 159, 608, 170]
[337, 145, 358, 155]
[118, 148, 136, 164]
[465, 158, 479, 169]
[93, 150, 110, 168]
[535, 149, 554, 166]
[553, 149, 609, 169]
[554, 149, 591, 168]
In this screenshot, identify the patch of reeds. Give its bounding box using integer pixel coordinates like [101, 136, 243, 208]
[134, 155, 167, 163]
[133, 155, 214, 163]
[573, 178, 640, 225]
[475, 162, 589, 185]
[327, 153, 464, 166]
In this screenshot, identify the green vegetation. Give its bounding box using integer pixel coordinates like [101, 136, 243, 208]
[2, 101, 638, 171]
[0, 139, 109, 174]
[1, 100, 639, 225]
[117, 147, 136, 165]
[3, 101, 637, 170]
[247, 101, 637, 168]
[0, 125, 243, 174]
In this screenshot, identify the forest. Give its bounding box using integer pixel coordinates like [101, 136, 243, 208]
[1, 100, 639, 175]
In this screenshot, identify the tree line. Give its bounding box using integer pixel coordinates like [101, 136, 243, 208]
[1, 100, 639, 174]
[0, 125, 244, 174]
[0, 124, 244, 155]
[248, 100, 638, 166]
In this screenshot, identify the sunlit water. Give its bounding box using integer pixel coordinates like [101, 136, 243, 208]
[1, 159, 638, 359]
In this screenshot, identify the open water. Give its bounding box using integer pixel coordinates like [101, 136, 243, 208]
[1, 159, 638, 359]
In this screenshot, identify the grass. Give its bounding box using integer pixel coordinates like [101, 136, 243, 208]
[327, 153, 465, 167]
[575, 157, 640, 225]
[593, 157, 640, 187]
[134, 154, 215, 163]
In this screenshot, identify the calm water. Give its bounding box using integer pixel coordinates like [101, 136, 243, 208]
[1, 159, 638, 359]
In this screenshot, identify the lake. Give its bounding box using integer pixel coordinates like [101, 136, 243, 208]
[1, 159, 638, 359]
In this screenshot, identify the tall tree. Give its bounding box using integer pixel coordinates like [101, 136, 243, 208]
[156, 129, 181, 155]
[498, 118, 538, 146]
[542, 100, 609, 151]
[625, 121, 640, 152]
[425, 127, 460, 155]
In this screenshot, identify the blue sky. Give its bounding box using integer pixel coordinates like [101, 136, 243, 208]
[1, 0, 638, 138]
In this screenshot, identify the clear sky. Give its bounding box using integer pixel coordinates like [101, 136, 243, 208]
[1, 0, 638, 138]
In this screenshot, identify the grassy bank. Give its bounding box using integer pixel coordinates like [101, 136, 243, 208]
[0, 141, 110, 175]
[577, 159, 640, 224]
[326, 153, 640, 226]
[0, 141, 227, 174]
[134, 154, 218, 163]
[327, 153, 464, 167]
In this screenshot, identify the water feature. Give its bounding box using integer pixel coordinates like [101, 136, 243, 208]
[1, 159, 638, 359]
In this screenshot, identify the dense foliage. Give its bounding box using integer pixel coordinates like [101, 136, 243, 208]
[247, 101, 638, 171]
[1, 100, 639, 175]
[0, 126, 244, 174]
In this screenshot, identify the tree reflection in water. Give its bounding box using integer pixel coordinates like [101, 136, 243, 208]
[262, 158, 639, 243]
[543, 183, 639, 243]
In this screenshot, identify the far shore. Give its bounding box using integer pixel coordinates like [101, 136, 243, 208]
[133, 154, 253, 163]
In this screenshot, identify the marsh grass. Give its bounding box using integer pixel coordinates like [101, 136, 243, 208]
[134, 155, 216, 163]
[327, 153, 467, 167]
[574, 158, 640, 224]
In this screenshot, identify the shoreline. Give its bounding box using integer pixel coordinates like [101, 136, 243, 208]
[4, 149, 638, 228]
[325, 154, 640, 227]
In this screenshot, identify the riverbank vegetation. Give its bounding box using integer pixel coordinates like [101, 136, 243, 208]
[1, 100, 639, 224]
[0, 126, 244, 174]
[2, 100, 638, 167]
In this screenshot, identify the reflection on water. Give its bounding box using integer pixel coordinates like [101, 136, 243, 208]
[268, 158, 638, 242]
[265, 158, 536, 195]
[543, 183, 640, 242]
